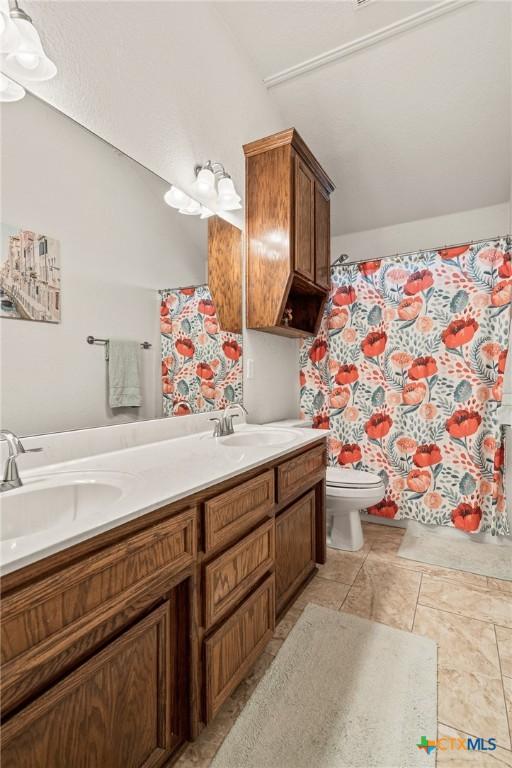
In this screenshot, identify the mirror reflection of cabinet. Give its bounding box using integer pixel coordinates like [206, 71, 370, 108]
[207, 217, 242, 334]
[244, 128, 335, 338]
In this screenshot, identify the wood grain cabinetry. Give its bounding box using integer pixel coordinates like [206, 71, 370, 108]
[0, 438, 326, 766]
[1, 602, 175, 768]
[244, 128, 335, 337]
[275, 491, 316, 614]
[203, 519, 274, 631]
[314, 183, 330, 290]
[203, 469, 274, 553]
[204, 575, 275, 721]
[207, 216, 242, 334]
[277, 443, 326, 503]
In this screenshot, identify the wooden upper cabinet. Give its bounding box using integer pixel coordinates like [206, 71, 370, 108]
[243, 128, 335, 338]
[294, 156, 315, 282]
[314, 182, 330, 290]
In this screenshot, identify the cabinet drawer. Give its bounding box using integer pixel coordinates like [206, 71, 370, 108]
[204, 519, 274, 630]
[204, 470, 274, 552]
[1, 508, 196, 713]
[204, 574, 275, 721]
[277, 444, 326, 503]
[1, 602, 173, 768]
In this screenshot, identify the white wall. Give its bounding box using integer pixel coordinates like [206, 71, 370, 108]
[1, 94, 207, 436]
[331, 203, 511, 263]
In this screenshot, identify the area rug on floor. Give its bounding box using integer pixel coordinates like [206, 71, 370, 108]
[398, 526, 512, 581]
[210, 604, 437, 768]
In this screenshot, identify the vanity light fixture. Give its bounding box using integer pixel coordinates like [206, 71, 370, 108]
[217, 174, 242, 211]
[193, 162, 216, 196]
[163, 185, 189, 209]
[194, 161, 242, 212]
[0, 0, 57, 101]
[0, 70, 24, 100]
[178, 197, 202, 216]
[163, 163, 241, 218]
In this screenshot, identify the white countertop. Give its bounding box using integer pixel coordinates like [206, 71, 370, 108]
[0, 424, 326, 575]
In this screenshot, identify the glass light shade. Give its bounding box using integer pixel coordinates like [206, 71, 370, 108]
[217, 176, 242, 211]
[3, 18, 57, 81]
[199, 206, 214, 219]
[163, 186, 190, 209]
[194, 167, 215, 195]
[0, 72, 25, 101]
[179, 198, 201, 216]
[0, 5, 21, 54]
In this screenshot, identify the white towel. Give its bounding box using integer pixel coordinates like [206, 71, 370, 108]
[498, 309, 512, 426]
[108, 339, 142, 409]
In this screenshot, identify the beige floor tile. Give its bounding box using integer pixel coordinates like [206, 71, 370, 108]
[317, 547, 367, 585]
[497, 626, 512, 678]
[438, 669, 511, 749]
[504, 677, 512, 748]
[362, 521, 406, 540]
[340, 558, 421, 631]
[437, 724, 512, 767]
[413, 604, 501, 679]
[367, 541, 489, 588]
[295, 575, 350, 610]
[419, 577, 512, 629]
[489, 578, 512, 595]
[273, 605, 304, 640]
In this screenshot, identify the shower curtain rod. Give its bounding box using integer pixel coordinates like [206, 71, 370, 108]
[332, 232, 511, 267]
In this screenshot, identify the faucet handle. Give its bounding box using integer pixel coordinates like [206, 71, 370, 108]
[209, 417, 222, 437]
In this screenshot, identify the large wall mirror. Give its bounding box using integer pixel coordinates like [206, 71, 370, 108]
[0, 92, 242, 437]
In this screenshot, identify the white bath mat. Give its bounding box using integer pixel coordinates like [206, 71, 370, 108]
[398, 526, 512, 581]
[211, 604, 437, 768]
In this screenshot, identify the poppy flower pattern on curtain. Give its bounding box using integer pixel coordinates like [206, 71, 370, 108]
[300, 238, 511, 535]
[160, 285, 243, 416]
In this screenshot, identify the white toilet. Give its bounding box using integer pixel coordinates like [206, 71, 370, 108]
[326, 467, 386, 551]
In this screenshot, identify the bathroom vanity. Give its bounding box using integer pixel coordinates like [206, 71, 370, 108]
[0, 429, 327, 767]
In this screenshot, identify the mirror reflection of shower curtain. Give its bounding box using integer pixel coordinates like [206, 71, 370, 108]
[300, 237, 512, 536]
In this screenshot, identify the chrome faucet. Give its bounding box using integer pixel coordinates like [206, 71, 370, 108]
[0, 430, 42, 492]
[210, 403, 248, 437]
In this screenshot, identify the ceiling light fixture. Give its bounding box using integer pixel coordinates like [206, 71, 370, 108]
[0, 0, 57, 95]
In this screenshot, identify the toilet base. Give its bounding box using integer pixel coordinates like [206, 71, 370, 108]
[328, 508, 364, 551]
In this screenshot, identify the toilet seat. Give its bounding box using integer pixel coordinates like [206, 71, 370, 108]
[326, 467, 383, 490]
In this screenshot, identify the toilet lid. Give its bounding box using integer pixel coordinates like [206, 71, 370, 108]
[326, 467, 383, 489]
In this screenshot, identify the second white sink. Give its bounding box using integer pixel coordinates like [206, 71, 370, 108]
[218, 429, 299, 448]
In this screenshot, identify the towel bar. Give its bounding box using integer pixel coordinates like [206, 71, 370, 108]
[86, 336, 152, 349]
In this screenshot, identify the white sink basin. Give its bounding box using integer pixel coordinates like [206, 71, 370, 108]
[218, 429, 299, 448]
[0, 471, 133, 542]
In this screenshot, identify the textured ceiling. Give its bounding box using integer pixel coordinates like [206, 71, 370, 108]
[217, 1, 511, 234]
[14, 1, 512, 236]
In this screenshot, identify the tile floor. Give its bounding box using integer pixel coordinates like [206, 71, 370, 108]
[177, 521, 512, 767]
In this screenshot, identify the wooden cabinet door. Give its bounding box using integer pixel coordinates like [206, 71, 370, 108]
[275, 491, 316, 614]
[294, 156, 315, 282]
[314, 183, 330, 290]
[204, 575, 275, 722]
[1, 602, 175, 768]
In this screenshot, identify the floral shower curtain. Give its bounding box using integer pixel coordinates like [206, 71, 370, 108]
[300, 237, 511, 536]
[160, 285, 243, 416]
